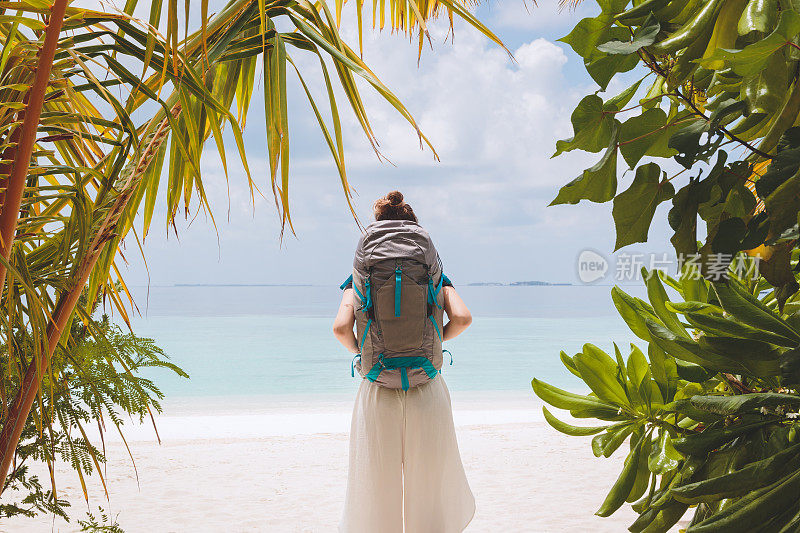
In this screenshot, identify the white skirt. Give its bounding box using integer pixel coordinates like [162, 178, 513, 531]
[340, 375, 475, 533]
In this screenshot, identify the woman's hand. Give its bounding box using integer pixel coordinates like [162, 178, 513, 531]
[442, 286, 472, 341]
[333, 288, 360, 354]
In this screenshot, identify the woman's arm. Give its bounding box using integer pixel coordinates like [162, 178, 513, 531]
[442, 286, 472, 341]
[333, 288, 359, 354]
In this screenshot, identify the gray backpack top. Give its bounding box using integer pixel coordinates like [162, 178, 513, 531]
[341, 219, 448, 390]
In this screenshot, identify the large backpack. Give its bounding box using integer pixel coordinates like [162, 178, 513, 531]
[342, 219, 447, 391]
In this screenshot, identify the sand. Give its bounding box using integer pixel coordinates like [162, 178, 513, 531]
[0, 392, 686, 532]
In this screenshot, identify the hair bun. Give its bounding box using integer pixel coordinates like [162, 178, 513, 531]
[386, 191, 403, 206]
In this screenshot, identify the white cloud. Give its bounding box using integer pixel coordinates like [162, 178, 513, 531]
[125, 15, 650, 286]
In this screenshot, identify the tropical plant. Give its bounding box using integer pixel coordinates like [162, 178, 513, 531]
[538, 0, 800, 530]
[0, 0, 503, 508]
[1, 287, 185, 523]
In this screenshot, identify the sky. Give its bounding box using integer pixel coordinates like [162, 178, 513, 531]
[120, 0, 681, 288]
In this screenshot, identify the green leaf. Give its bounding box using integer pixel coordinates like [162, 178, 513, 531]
[764, 170, 800, 238]
[550, 126, 620, 205]
[585, 52, 640, 91]
[605, 78, 645, 111]
[649, 343, 679, 403]
[671, 420, 773, 455]
[553, 95, 616, 157]
[697, 336, 781, 376]
[712, 280, 800, 344]
[593, 423, 636, 457]
[687, 469, 800, 532]
[684, 312, 797, 346]
[689, 392, 800, 416]
[531, 378, 623, 420]
[700, 10, 800, 77]
[627, 344, 650, 390]
[574, 344, 631, 406]
[596, 432, 647, 517]
[645, 319, 740, 373]
[612, 286, 659, 341]
[612, 163, 675, 250]
[645, 267, 690, 338]
[672, 443, 800, 503]
[559, 16, 614, 60]
[560, 350, 582, 378]
[598, 16, 660, 55]
[618, 108, 668, 168]
[649, 429, 682, 475]
[542, 406, 608, 436]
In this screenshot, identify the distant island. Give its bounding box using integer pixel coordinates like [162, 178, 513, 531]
[466, 281, 572, 286]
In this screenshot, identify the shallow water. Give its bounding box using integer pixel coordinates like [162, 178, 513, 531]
[125, 284, 644, 398]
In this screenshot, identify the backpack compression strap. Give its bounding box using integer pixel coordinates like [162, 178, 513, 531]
[427, 273, 445, 340]
[365, 354, 439, 392]
[341, 273, 375, 369]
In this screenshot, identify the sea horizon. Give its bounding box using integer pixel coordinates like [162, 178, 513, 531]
[121, 284, 644, 403]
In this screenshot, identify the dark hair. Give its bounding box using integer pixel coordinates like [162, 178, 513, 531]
[373, 191, 417, 222]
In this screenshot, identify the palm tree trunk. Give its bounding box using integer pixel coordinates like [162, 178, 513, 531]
[0, 105, 180, 495]
[0, 0, 69, 291]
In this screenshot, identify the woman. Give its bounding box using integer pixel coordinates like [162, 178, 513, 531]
[333, 191, 475, 533]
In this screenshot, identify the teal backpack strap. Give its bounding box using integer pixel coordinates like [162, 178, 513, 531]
[429, 315, 442, 341]
[351, 354, 361, 377]
[400, 368, 410, 391]
[339, 274, 353, 290]
[365, 354, 385, 382]
[427, 273, 444, 310]
[443, 349, 453, 365]
[394, 266, 402, 317]
[364, 355, 439, 387]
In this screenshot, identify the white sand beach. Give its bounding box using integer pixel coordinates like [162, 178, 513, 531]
[0, 392, 682, 532]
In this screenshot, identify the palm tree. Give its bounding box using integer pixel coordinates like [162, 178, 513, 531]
[0, 0, 503, 499]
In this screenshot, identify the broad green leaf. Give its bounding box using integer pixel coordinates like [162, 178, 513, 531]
[605, 78, 645, 111]
[689, 392, 800, 415]
[628, 430, 653, 502]
[627, 344, 650, 389]
[553, 95, 616, 157]
[687, 468, 800, 532]
[645, 319, 740, 373]
[596, 432, 646, 517]
[560, 350, 582, 378]
[593, 423, 636, 458]
[649, 343, 679, 403]
[597, 17, 660, 55]
[672, 420, 773, 455]
[550, 127, 619, 205]
[575, 344, 631, 406]
[531, 378, 623, 420]
[713, 281, 800, 343]
[700, 10, 800, 77]
[585, 52, 640, 91]
[649, 429, 682, 474]
[612, 163, 675, 250]
[542, 406, 608, 436]
[686, 312, 797, 346]
[645, 266, 689, 338]
[612, 286, 659, 341]
[672, 443, 800, 503]
[559, 16, 614, 60]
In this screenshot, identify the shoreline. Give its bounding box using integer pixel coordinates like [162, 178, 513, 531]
[0, 389, 682, 532]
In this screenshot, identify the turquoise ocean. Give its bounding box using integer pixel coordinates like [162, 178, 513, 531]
[126, 284, 645, 401]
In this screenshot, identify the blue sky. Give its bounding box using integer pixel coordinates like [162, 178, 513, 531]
[123, 0, 679, 287]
